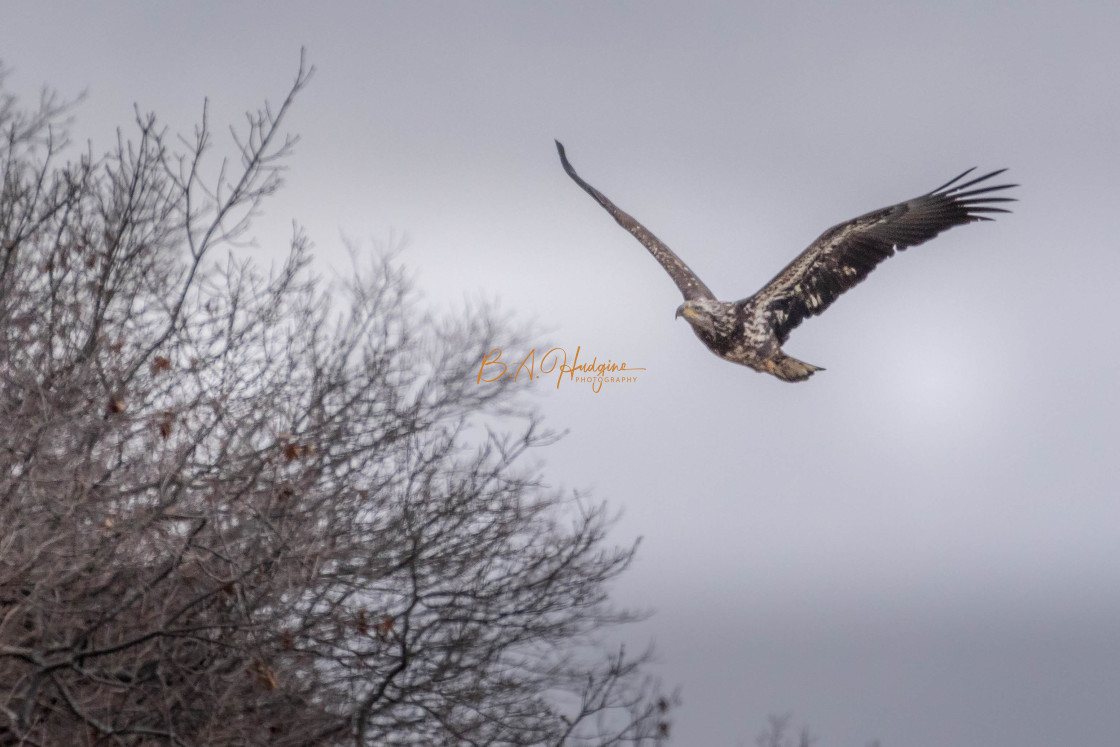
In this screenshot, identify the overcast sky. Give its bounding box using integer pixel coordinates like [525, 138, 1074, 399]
[4, 2, 1119, 745]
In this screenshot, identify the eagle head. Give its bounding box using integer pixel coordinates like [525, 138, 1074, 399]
[675, 299, 730, 338]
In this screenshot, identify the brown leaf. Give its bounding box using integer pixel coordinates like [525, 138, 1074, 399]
[282, 441, 317, 461]
[253, 660, 278, 691]
[157, 410, 174, 439]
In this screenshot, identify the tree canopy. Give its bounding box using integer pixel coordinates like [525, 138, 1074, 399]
[0, 56, 670, 746]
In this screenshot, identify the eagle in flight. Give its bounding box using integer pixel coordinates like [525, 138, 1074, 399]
[556, 141, 1016, 382]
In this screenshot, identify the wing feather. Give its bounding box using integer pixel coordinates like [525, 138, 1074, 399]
[747, 169, 1017, 343]
[556, 141, 716, 302]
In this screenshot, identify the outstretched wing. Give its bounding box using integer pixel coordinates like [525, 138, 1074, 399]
[748, 168, 1017, 343]
[556, 141, 716, 302]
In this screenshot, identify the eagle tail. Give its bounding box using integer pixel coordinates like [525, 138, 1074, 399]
[764, 354, 824, 382]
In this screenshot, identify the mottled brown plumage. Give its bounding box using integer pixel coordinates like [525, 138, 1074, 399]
[556, 141, 1016, 381]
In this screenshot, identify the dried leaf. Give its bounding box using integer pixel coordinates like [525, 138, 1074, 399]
[157, 410, 174, 439]
[253, 661, 278, 691]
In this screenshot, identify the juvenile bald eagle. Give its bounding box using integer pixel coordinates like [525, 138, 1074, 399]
[556, 141, 1016, 382]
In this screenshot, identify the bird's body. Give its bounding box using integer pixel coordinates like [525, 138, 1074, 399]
[556, 142, 1016, 381]
[675, 297, 821, 381]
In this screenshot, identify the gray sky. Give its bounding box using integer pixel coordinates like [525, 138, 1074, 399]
[5, 2, 1119, 744]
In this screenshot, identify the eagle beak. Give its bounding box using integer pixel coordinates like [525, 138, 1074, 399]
[675, 305, 690, 320]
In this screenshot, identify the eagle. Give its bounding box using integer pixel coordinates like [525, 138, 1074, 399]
[556, 141, 1016, 382]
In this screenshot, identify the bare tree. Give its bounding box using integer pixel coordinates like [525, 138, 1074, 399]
[0, 55, 672, 746]
[756, 714, 814, 747]
[750, 714, 882, 747]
